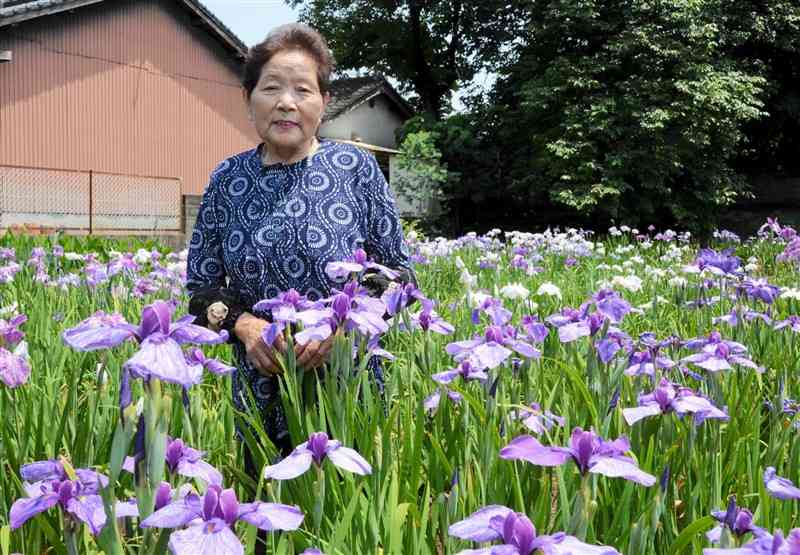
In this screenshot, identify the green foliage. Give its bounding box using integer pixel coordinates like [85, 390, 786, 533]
[394, 127, 448, 207]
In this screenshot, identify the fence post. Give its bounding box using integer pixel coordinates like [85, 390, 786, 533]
[88, 170, 93, 235]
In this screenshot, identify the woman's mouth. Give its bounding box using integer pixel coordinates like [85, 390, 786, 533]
[274, 120, 299, 129]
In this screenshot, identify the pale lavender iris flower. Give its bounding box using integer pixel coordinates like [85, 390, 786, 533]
[432, 360, 488, 385]
[500, 427, 656, 486]
[123, 436, 223, 486]
[0, 314, 26, 346]
[407, 298, 455, 335]
[62, 301, 228, 387]
[141, 485, 303, 555]
[764, 467, 800, 501]
[622, 379, 728, 425]
[253, 288, 321, 325]
[325, 248, 399, 281]
[704, 528, 800, 554]
[294, 282, 388, 344]
[448, 505, 620, 554]
[263, 432, 371, 480]
[682, 331, 759, 373]
[10, 460, 135, 535]
[424, 387, 463, 414]
[774, 316, 800, 334]
[737, 278, 781, 305]
[446, 325, 539, 371]
[511, 403, 565, 435]
[0, 341, 31, 388]
[545, 307, 603, 344]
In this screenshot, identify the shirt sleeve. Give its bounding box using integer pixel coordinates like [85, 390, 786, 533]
[359, 150, 414, 274]
[186, 168, 227, 294]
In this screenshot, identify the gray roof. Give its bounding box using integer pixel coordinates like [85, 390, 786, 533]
[0, 0, 248, 58]
[324, 74, 414, 122]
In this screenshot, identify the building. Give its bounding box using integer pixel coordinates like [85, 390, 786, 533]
[320, 74, 427, 217]
[0, 0, 422, 239]
[0, 0, 259, 236]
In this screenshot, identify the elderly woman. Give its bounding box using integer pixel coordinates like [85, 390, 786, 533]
[185, 24, 413, 457]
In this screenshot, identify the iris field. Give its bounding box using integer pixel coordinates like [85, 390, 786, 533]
[0, 221, 799, 554]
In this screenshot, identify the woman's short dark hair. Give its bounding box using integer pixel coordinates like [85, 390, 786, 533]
[242, 23, 334, 99]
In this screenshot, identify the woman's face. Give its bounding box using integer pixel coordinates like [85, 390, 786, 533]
[247, 49, 330, 160]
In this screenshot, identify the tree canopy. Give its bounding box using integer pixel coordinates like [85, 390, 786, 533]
[294, 0, 800, 233]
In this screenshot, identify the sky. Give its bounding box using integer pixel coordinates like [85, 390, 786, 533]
[202, 0, 300, 46]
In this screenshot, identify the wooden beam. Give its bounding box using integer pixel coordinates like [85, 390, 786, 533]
[0, 0, 106, 27]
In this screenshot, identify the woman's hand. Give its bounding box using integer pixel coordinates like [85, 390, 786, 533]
[234, 312, 286, 376]
[294, 336, 334, 371]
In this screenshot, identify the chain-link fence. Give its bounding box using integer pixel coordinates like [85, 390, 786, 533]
[0, 165, 181, 233]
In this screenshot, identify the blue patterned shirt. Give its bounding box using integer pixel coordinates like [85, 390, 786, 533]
[186, 139, 411, 440]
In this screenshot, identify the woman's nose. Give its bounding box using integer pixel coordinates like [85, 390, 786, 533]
[276, 89, 297, 111]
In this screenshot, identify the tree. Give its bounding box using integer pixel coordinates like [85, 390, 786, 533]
[287, 0, 529, 120]
[484, 0, 768, 230]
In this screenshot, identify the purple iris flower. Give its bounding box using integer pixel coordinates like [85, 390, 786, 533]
[424, 387, 463, 414]
[0, 247, 15, 261]
[622, 379, 728, 425]
[682, 331, 759, 373]
[777, 235, 800, 261]
[520, 315, 549, 343]
[123, 436, 223, 486]
[10, 460, 135, 535]
[545, 306, 603, 343]
[511, 403, 565, 435]
[623, 349, 676, 377]
[446, 324, 540, 371]
[774, 316, 800, 334]
[0, 314, 26, 347]
[408, 298, 455, 335]
[132, 278, 160, 298]
[107, 252, 140, 276]
[263, 431, 371, 480]
[382, 281, 426, 316]
[62, 301, 228, 386]
[295, 282, 388, 344]
[500, 427, 656, 486]
[253, 288, 321, 325]
[704, 528, 800, 554]
[694, 248, 742, 276]
[707, 497, 767, 544]
[432, 360, 488, 385]
[764, 467, 800, 501]
[0, 262, 21, 283]
[0, 342, 30, 388]
[595, 329, 633, 364]
[737, 278, 781, 305]
[472, 296, 513, 327]
[141, 485, 303, 555]
[448, 505, 620, 554]
[325, 248, 399, 281]
[592, 289, 631, 323]
[714, 308, 773, 328]
[184, 348, 235, 377]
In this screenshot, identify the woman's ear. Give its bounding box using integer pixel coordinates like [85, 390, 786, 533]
[322, 91, 331, 112]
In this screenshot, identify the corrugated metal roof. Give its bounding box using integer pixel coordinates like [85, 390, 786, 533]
[0, 0, 248, 57]
[325, 74, 414, 121]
